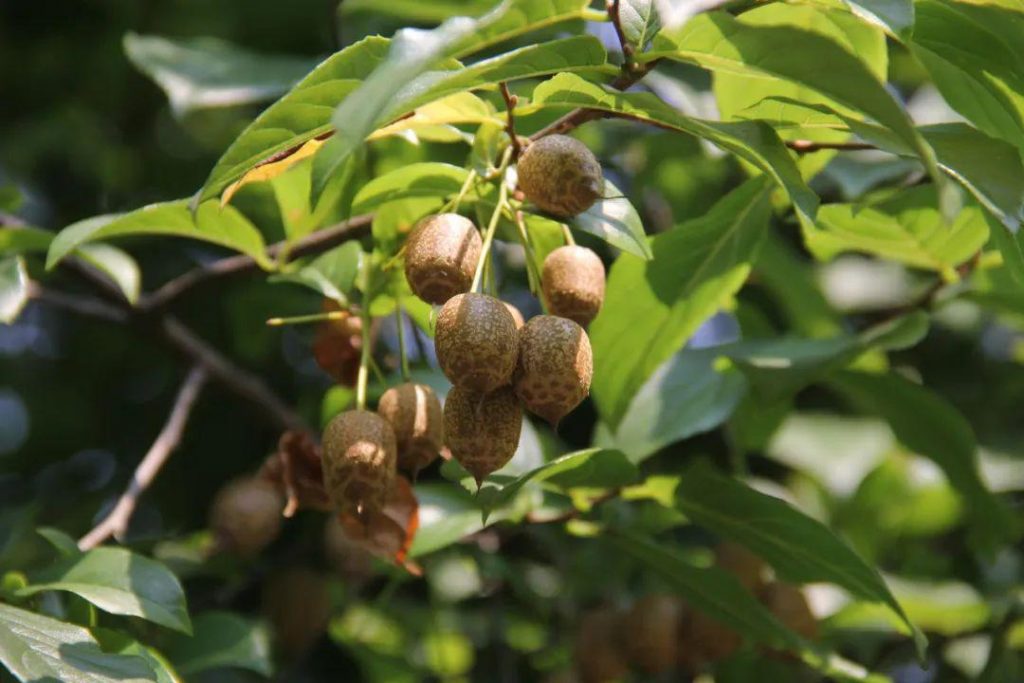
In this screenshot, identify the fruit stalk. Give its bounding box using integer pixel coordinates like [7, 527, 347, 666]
[266, 309, 348, 327]
[394, 302, 410, 381]
[356, 304, 372, 411]
[470, 173, 510, 294]
[513, 209, 543, 299]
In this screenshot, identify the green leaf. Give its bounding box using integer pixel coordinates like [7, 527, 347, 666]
[618, 0, 662, 53]
[313, 1, 601, 199]
[19, 547, 191, 634]
[201, 33, 605, 204]
[47, 200, 270, 270]
[36, 527, 82, 557]
[839, 0, 914, 38]
[474, 448, 638, 517]
[340, 0, 496, 22]
[808, 187, 989, 274]
[830, 371, 1017, 552]
[755, 232, 843, 337]
[76, 244, 141, 304]
[0, 225, 52, 256]
[165, 611, 272, 677]
[92, 629, 179, 683]
[123, 33, 317, 117]
[410, 483, 517, 557]
[596, 349, 747, 463]
[0, 257, 28, 324]
[530, 73, 818, 224]
[569, 179, 651, 259]
[673, 462, 926, 655]
[987, 211, 1024, 288]
[724, 312, 928, 400]
[269, 241, 363, 304]
[0, 603, 156, 683]
[911, 0, 1024, 153]
[590, 177, 772, 427]
[609, 531, 805, 652]
[352, 163, 470, 214]
[646, 10, 947, 213]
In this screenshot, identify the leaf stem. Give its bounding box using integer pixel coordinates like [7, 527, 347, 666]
[266, 310, 348, 326]
[395, 302, 410, 382]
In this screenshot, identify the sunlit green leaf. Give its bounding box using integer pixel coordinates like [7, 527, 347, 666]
[570, 179, 651, 259]
[165, 611, 272, 676]
[352, 163, 470, 214]
[0, 257, 28, 324]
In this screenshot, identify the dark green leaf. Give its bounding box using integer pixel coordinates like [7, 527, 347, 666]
[570, 179, 651, 259]
[0, 603, 156, 682]
[270, 240, 363, 304]
[340, 0, 495, 22]
[19, 547, 191, 634]
[93, 629, 178, 683]
[673, 462, 925, 654]
[618, 0, 662, 53]
[596, 349, 747, 463]
[830, 371, 1017, 552]
[36, 527, 82, 557]
[530, 73, 818, 224]
[911, 0, 1024, 153]
[0, 257, 28, 324]
[165, 611, 272, 676]
[987, 210, 1024, 288]
[47, 200, 270, 270]
[590, 177, 772, 427]
[123, 33, 317, 116]
[352, 163, 470, 214]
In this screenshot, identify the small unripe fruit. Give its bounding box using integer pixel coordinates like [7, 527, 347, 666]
[623, 594, 684, 674]
[504, 301, 526, 330]
[404, 213, 481, 305]
[517, 135, 604, 218]
[313, 302, 363, 386]
[714, 541, 768, 593]
[209, 476, 284, 557]
[263, 568, 332, 658]
[542, 246, 605, 327]
[514, 315, 592, 425]
[435, 293, 519, 392]
[759, 582, 818, 640]
[377, 382, 443, 476]
[575, 606, 629, 683]
[443, 385, 522, 483]
[322, 410, 397, 518]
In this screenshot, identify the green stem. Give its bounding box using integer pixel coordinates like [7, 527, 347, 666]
[441, 169, 478, 214]
[471, 181, 509, 294]
[265, 309, 348, 327]
[356, 305, 372, 411]
[513, 209, 543, 297]
[395, 302, 410, 382]
[561, 223, 576, 246]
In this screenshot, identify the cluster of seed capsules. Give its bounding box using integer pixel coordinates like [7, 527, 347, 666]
[322, 135, 609, 519]
[573, 544, 819, 683]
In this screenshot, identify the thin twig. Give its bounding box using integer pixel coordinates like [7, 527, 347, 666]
[499, 82, 523, 160]
[26, 281, 128, 323]
[78, 367, 208, 550]
[608, 0, 635, 66]
[141, 213, 374, 312]
[785, 139, 877, 154]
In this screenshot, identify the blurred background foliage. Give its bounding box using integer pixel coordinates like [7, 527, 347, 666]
[2, 0, 1024, 682]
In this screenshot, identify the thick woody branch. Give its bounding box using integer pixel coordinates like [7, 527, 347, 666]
[78, 367, 208, 550]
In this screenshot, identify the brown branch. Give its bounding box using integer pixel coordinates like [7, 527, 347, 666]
[499, 82, 523, 160]
[785, 139, 877, 154]
[78, 367, 208, 550]
[26, 281, 128, 323]
[608, 0, 635, 65]
[161, 316, 309, 433]
[141, 213, 374, 312]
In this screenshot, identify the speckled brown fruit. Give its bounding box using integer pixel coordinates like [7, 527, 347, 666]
[623, 594, 685, 674]
[714, 541, 768, 593]
[443, 385, 521, 484]
[759, 582, 818, 640]
[504, 301, 526, 330]
[435, 293, 519, 392]
[322, 410, 397, 518]
[404, 213, 481, 305]
[263, 567, 332, 658]
[575, 606, 629, 683]
[517, 135, 604, 218]
[682, 609, 742, 670]
[377, 382, 443, 476]
[323, 515, 374, 584]
[542, 246, 605, 327]
[209, 476, 284, 557]
[514, 315, 592, 425]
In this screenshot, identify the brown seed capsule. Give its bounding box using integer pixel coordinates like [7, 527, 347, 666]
[683, 609, 742, 670]
[443, 385, 521, 484]
[504, 301, 526, 330]
[759, 582, 818, 640]
[517, 134, 604, 218]
[623, 594, 685, 674]
[575, 606, 629, 683]
[263, 567, 332, 658]
[322, 410, 397, 518]
[714, 541, 768, 593]
[323, 515, 375, 584]
[377, 382, 443, 476]
[542, 246, 605, 327]
[435, 293, 519, 392]
[209, 476, 284, 557]
[514, 315, 592, 425]
[404, 213, 482, 305]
